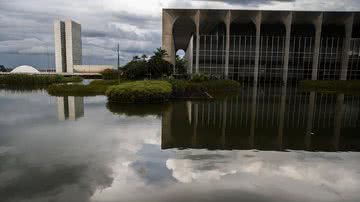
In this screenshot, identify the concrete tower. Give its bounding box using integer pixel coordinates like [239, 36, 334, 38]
[54, 19, 82, 73]
[54, 20, 66, 73]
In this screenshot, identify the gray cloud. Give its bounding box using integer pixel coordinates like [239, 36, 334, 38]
[1, 0, 360, 68]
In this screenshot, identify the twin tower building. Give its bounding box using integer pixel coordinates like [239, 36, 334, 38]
[54, 20, 111, 74]
[54, 20, 82, 73]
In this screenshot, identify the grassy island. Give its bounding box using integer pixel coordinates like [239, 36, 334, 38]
[106, 80, 173, 103]
[0, 74, 82, 86]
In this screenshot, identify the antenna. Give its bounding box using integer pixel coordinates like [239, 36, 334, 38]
[117, 43, 120, 70]
[117, 43, 120, 83]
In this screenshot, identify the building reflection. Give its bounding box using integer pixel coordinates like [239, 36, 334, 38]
[57, 96, 84, 121]
[162, 85, 360, 152]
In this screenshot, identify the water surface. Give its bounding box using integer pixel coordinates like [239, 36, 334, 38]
[0, 85, 359, 202]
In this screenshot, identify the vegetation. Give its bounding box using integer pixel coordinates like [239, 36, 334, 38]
[175, 55, 187, 75]
[300, 80, 360, 94]
[147, 48, 173, 78]
[101, 69, 123, 80]
[106, 80, 173, 103]
[107, 102, 169, 117]
[190, 73, 209, 82]
[47, 80, 120, 96]
[124, 60, 148, 80]
[0, 74, 82, 85]
[122, 48, 173, 80]
[169, 79, 241, 99]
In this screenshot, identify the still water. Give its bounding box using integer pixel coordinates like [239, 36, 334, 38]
[0, 85, 360, 202]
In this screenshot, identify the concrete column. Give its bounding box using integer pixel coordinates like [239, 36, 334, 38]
[249, 85, 258, 148]
[333, 94, 344, 151]
[195, 10, 201, 74]
[188, 36, 194, 74]
[278, 85, 287, 150]
[254, 12, 262, 85]
[282, 12, 293, 85]
[305, 92, 316, 150]
[224, 11, 231, 79]
[340, 14, 354, 80]
[221, 98, 228, 147]
[311, 13, 323, 80]
[57, 97, 66, 121]
[161, 104, 173, 149]
[192, 103, 198, 147]
[162, 10, 176, 66]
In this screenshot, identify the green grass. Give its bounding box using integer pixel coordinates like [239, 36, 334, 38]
[106, 80, 173, 103]
[0, 74, 82, 85]
[47, 78, 241, 101]
[47, 80, 121, 96]
[300, 80, 360, 94]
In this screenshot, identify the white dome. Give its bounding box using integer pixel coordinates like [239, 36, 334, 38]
[11, 65, 40, 74]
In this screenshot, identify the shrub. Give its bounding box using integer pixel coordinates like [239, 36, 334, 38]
[106, 80, 173, 103]
[147, 58, 173, 79]
[0, 74, 82, 85]
[191, 73, 209, 82]
[124, 60, 148, 80]
[101, 69, 123, 80]
[169, 79, 240, 98]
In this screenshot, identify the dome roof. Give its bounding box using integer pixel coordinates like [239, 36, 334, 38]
[11, 65, 40, 74]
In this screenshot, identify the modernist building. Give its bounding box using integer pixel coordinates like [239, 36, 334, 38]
[54, 20, 82, 73]
[162, 9, 360, 82]
[54, 20, 112, 73]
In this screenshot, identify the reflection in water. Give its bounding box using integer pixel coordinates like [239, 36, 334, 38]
[162, 85, 360, 151]
[1, 88, 360, 202]
[57, 97, 84, 121]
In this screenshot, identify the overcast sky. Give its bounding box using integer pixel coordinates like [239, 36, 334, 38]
[1, 0, 360, 69]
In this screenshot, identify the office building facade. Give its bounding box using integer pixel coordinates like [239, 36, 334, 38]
[163, 9, 360, 82]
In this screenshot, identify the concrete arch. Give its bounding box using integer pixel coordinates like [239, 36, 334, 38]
[172, 16, 196, 51]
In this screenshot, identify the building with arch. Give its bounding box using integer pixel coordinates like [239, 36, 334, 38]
[162, 9, 360, 83]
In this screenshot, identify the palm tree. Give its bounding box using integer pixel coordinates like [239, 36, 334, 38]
[153, 48, 167, 60]
[132, 55, 140, 61]
[141, 54, 147, 61]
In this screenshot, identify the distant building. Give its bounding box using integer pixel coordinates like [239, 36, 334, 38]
[10, 65, 40, 74]
[54, 20, 82, 73]
[163, 9, 360, 82]
[54, 19, 113, 73]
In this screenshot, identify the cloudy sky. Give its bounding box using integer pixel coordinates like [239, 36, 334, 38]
[1, 0, 360, 69]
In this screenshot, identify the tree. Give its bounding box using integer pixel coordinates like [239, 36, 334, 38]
[152, 48, 167, 60]
[175, 55, 187, 74]
[124, 60, 148, 80]
[132, 55, 140, 61]
[141, 54, 147, 61]
[148, 48, 173, 78]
